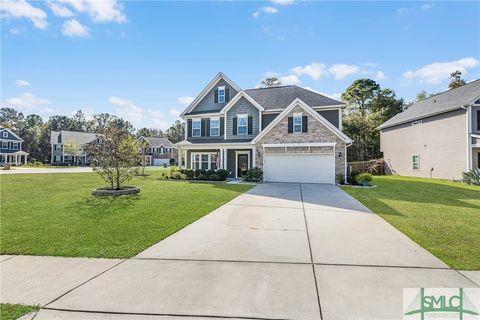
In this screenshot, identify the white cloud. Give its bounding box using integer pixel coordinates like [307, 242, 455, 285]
[2, 92, 53, 114]
[62, 19, 90, 38]
[109, 97, 173, 130]
[169, 109, 181, 117]
[0, 0, 48, 29]
[374, 71, 386, 81]
[46, 1, 74, 17]
[177, 96, 194, 106]
[253, 6, 279, 18]
[9, 28, 21, 34]
[15, 80, 30, 87]
[328, 64, 360, 79]
[271, 0, 295, 5]
[279, 74, 300, 85]
[421, 3, 434, 10]
[59, 0, 126, 23]
[290, 62, 327, 80]
[402, 57, 479, 85]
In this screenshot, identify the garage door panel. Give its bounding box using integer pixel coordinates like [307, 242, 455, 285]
[264, 153, 335, 184]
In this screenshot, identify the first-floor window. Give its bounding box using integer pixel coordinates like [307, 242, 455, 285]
[55, 155, 61, 162]
[192, 119, 201, 137]
[192, 153, 219, 170]
[2, 141, 7, 148]
[412, 155, 420, 170]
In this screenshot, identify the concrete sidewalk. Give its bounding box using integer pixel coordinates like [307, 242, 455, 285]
[2, 183, 479, 320]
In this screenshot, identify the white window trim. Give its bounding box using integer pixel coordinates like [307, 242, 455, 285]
[2, 132, 7, 138]
[412, 155, 420, 170]
[191, 152, 218, 170]
[210, 117, 220, 136]
[218, 86, 226, 103]
[237, 114, 248, 136]
[235, 150, 250, 179]
[293, 112, 303, 133]
[192, 119, 201, 137]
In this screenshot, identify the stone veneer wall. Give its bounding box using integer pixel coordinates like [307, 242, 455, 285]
[254, 105, 346, 180]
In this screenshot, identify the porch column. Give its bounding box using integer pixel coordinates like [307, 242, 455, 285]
[15, 155, 18, 165]
[219, 148, 224, 169]
[24, 155, 27, 165]
[223, 149, 228, 171]
[252, 146, 256, 169]
[177, 148, 182, 168]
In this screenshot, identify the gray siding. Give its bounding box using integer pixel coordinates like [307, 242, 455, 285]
[380, 109, 468, 179]
[226, 97, 259, 141]
[318, 110, 339, 128]
[190, 79, 238, 114]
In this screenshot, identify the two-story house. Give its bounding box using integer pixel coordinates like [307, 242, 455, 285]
[378, 79, 480, 179]
[0, 127, 28, 165]
[138, 136, 177, 166]
[176, 73, 352, 183]
[50, 130, 100, 165]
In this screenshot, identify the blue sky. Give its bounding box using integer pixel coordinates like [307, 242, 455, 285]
[1, 0, 479, 130]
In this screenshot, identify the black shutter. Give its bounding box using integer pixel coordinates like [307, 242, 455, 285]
[201, 119, 206, 136]
[233, 117, 237, 135]
[214, 90, 218, 103]
[288, 117, 293, 133]
[225, 88, 230, 102]
[206, 119, 210, 137]
[477, 110, 480, 130]
[220, 117, 224, 136]
[187, 119, 192, 137]
[248, 116, 253, 135]
[302, 116, 308, 133]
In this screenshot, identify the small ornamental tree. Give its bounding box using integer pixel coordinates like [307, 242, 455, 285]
[87, 126, 140, 190]
[138, 138, 150, 175]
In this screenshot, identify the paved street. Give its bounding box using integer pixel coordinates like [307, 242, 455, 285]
[2, 183, 478, 320]
[0, 167, 93, 174]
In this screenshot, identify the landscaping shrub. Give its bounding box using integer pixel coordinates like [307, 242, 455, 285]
[347, 170, 360, 184]
[242, 167, 263, 182]
[169, 166, 179, 175]
[355, 172, 373, 186]
[462, 168, 480, 185]
[170, 171, 183, 180]
[206, 169, 216, 179]
[197, 173, 207, 180]
[169, 158, 175, 165]
[216, 169, 228, 181]
[336, 173, 345, 185]
[194, 169, 206, 178]
[208, 174, 220, 181]
[183, 169, 194, 180]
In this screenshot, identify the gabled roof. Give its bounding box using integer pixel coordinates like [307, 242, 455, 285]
[0, 127, 23, 141]
[141, 136, 175, 148]
[251, 98, 352, 144]
[220, 91, 265, 114]
[378, 79, 480, 130]
[245, 86, 344, 111]
[50, 130, 99, 145]
[180, 72, 242, 117]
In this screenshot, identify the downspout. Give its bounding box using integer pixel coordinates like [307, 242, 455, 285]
[462, 104, 472, 171]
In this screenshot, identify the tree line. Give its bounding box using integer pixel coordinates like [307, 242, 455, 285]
[0, 108, 185, 163]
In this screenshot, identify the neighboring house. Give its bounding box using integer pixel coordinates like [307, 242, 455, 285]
[176, 72, 352, 183]
[139, 136, 177, 166]
[50, 130, 100, 165]
[378, 79, 480, 180]
[0, 127, 28, 165]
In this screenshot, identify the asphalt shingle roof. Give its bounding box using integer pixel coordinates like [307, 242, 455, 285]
[50, 130, 99, 144]
[245, 85, 343, 110]
[144, 137, 174, 148]
[378, 79, 480, 130]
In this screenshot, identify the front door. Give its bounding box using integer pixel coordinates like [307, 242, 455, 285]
[237, 153, 249, 178]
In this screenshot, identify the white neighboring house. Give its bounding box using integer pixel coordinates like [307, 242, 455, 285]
[50, 130, 100, 165]
[139, 136, 177, 166]
[0, 127, 28, 165]
[378, 79, 480, 179]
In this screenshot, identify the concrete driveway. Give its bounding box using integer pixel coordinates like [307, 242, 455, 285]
[3, 183, 478, 320]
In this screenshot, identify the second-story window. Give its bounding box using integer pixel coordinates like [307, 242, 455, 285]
[218, 86, 225, 103]
[293, 114, 302, 133]
[2, 132, 7, 138]
[237, 114, 248, 135]
[210, 117, 220, 136]
[192, 119, 201, 137]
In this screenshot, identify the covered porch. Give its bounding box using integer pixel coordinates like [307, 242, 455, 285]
[176, 142, 254, 178]
[471, 134, 480, 169]
[0, 151, 28, 166]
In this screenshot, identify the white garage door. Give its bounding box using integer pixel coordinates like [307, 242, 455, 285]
[153, 159, 170, 166]
[264, 153, 335, 184]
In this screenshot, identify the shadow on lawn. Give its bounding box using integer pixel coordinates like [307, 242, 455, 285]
[70, 194, 140, 218]
[353, 178, 480, 216]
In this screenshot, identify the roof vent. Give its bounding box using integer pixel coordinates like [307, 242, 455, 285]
[433, 99, 436, 103]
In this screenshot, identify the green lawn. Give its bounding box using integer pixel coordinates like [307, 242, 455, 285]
[343, 176, 480, 270]
[0, 169, 252, 258]
[0, 303, 39, 320]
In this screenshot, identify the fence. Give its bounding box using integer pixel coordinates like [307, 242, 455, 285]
[348, 159, 386, 175]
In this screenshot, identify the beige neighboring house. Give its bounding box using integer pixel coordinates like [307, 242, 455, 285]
[378, 79, 480, 180]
